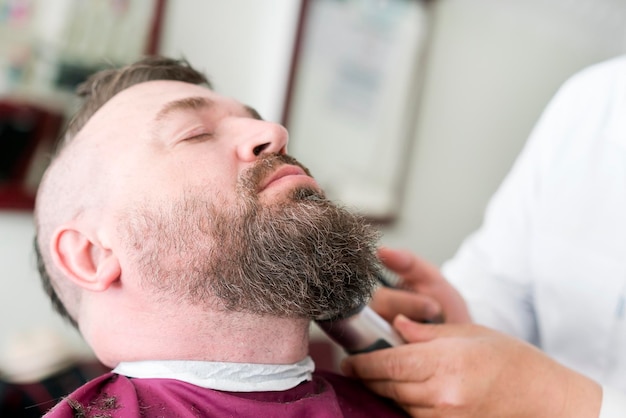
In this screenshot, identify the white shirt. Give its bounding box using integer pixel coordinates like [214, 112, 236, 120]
[442, 55, 626, 417]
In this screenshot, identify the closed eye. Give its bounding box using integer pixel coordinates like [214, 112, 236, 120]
[183, 132, 214, 142]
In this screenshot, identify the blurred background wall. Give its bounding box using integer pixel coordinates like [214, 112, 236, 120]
[0, 0, 625, 364]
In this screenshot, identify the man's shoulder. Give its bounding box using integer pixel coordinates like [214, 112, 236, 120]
[43, 370, 409, 417]
[42, 372, 127, 417]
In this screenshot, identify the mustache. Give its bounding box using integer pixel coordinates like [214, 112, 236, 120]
[240, 154, 313, 191]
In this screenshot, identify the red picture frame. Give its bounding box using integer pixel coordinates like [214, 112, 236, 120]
[0, 101, 64, 210]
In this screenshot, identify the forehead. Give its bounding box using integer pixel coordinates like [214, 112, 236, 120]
[77, 80, 241, 141]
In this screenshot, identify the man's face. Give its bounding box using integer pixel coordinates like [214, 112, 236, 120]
[78, 80, 380, 319]
[78, 80, 318, 210]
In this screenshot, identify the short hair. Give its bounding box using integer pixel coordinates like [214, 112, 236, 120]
[34, 56, 212, 326]
[60, 56, 212, 151]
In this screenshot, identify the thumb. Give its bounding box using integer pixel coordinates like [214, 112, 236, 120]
[377, 247, 441, 288]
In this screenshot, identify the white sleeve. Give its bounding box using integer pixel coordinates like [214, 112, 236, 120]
[599, 386, 626, 418]
[441, 90, 559, 343]
[441, 63, 602, 344]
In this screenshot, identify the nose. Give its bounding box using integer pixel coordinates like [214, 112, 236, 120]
[236, 119, 289, 161]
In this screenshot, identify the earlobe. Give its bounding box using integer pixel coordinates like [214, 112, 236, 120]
[51, 226, 120, 292]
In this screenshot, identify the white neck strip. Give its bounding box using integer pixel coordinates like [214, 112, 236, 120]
[112, 356, 315, 392]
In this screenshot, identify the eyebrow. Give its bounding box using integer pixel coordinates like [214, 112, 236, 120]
[154, 96, 214, 122]
[154, 96, 264, 125]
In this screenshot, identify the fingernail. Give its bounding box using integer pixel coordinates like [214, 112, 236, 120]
[395, 314, 410, 324]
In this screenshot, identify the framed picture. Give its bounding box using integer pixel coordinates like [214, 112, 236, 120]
[283, 0, 433, 222]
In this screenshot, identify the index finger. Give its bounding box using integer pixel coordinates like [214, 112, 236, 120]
[371, 287, 441, 323]
[377, 247, 441, 288]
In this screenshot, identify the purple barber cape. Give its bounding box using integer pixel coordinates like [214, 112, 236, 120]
[43, 370, 409, 417]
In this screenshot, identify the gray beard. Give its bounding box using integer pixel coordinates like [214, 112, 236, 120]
[119, 154, 381, 320]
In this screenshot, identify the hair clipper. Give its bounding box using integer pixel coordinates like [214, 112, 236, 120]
[315, 303, 405, 354]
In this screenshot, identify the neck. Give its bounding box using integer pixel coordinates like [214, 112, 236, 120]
[83, 300, 311, 368]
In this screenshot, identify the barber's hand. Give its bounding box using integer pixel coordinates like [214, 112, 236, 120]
[342, 316, 602, 418]
[373, 247, 470, 323]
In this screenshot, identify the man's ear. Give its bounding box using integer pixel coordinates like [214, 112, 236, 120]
[51, 225, 121, 292]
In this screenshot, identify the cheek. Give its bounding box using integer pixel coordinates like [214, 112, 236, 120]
[118, 146, 242, 206]
[173, 151, 236, 183]
[153, 157, 236, 196]
[185, 168, 237, 199]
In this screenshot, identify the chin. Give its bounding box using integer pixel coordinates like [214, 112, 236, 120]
[260, 185, 325, 207]
[290, 185, 326, 201]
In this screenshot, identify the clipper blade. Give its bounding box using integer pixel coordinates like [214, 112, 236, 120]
[315, 304, 405, 354]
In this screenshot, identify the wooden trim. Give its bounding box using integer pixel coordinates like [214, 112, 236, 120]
[281, 0, 310, 127]
[146, 0, 167, 55]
